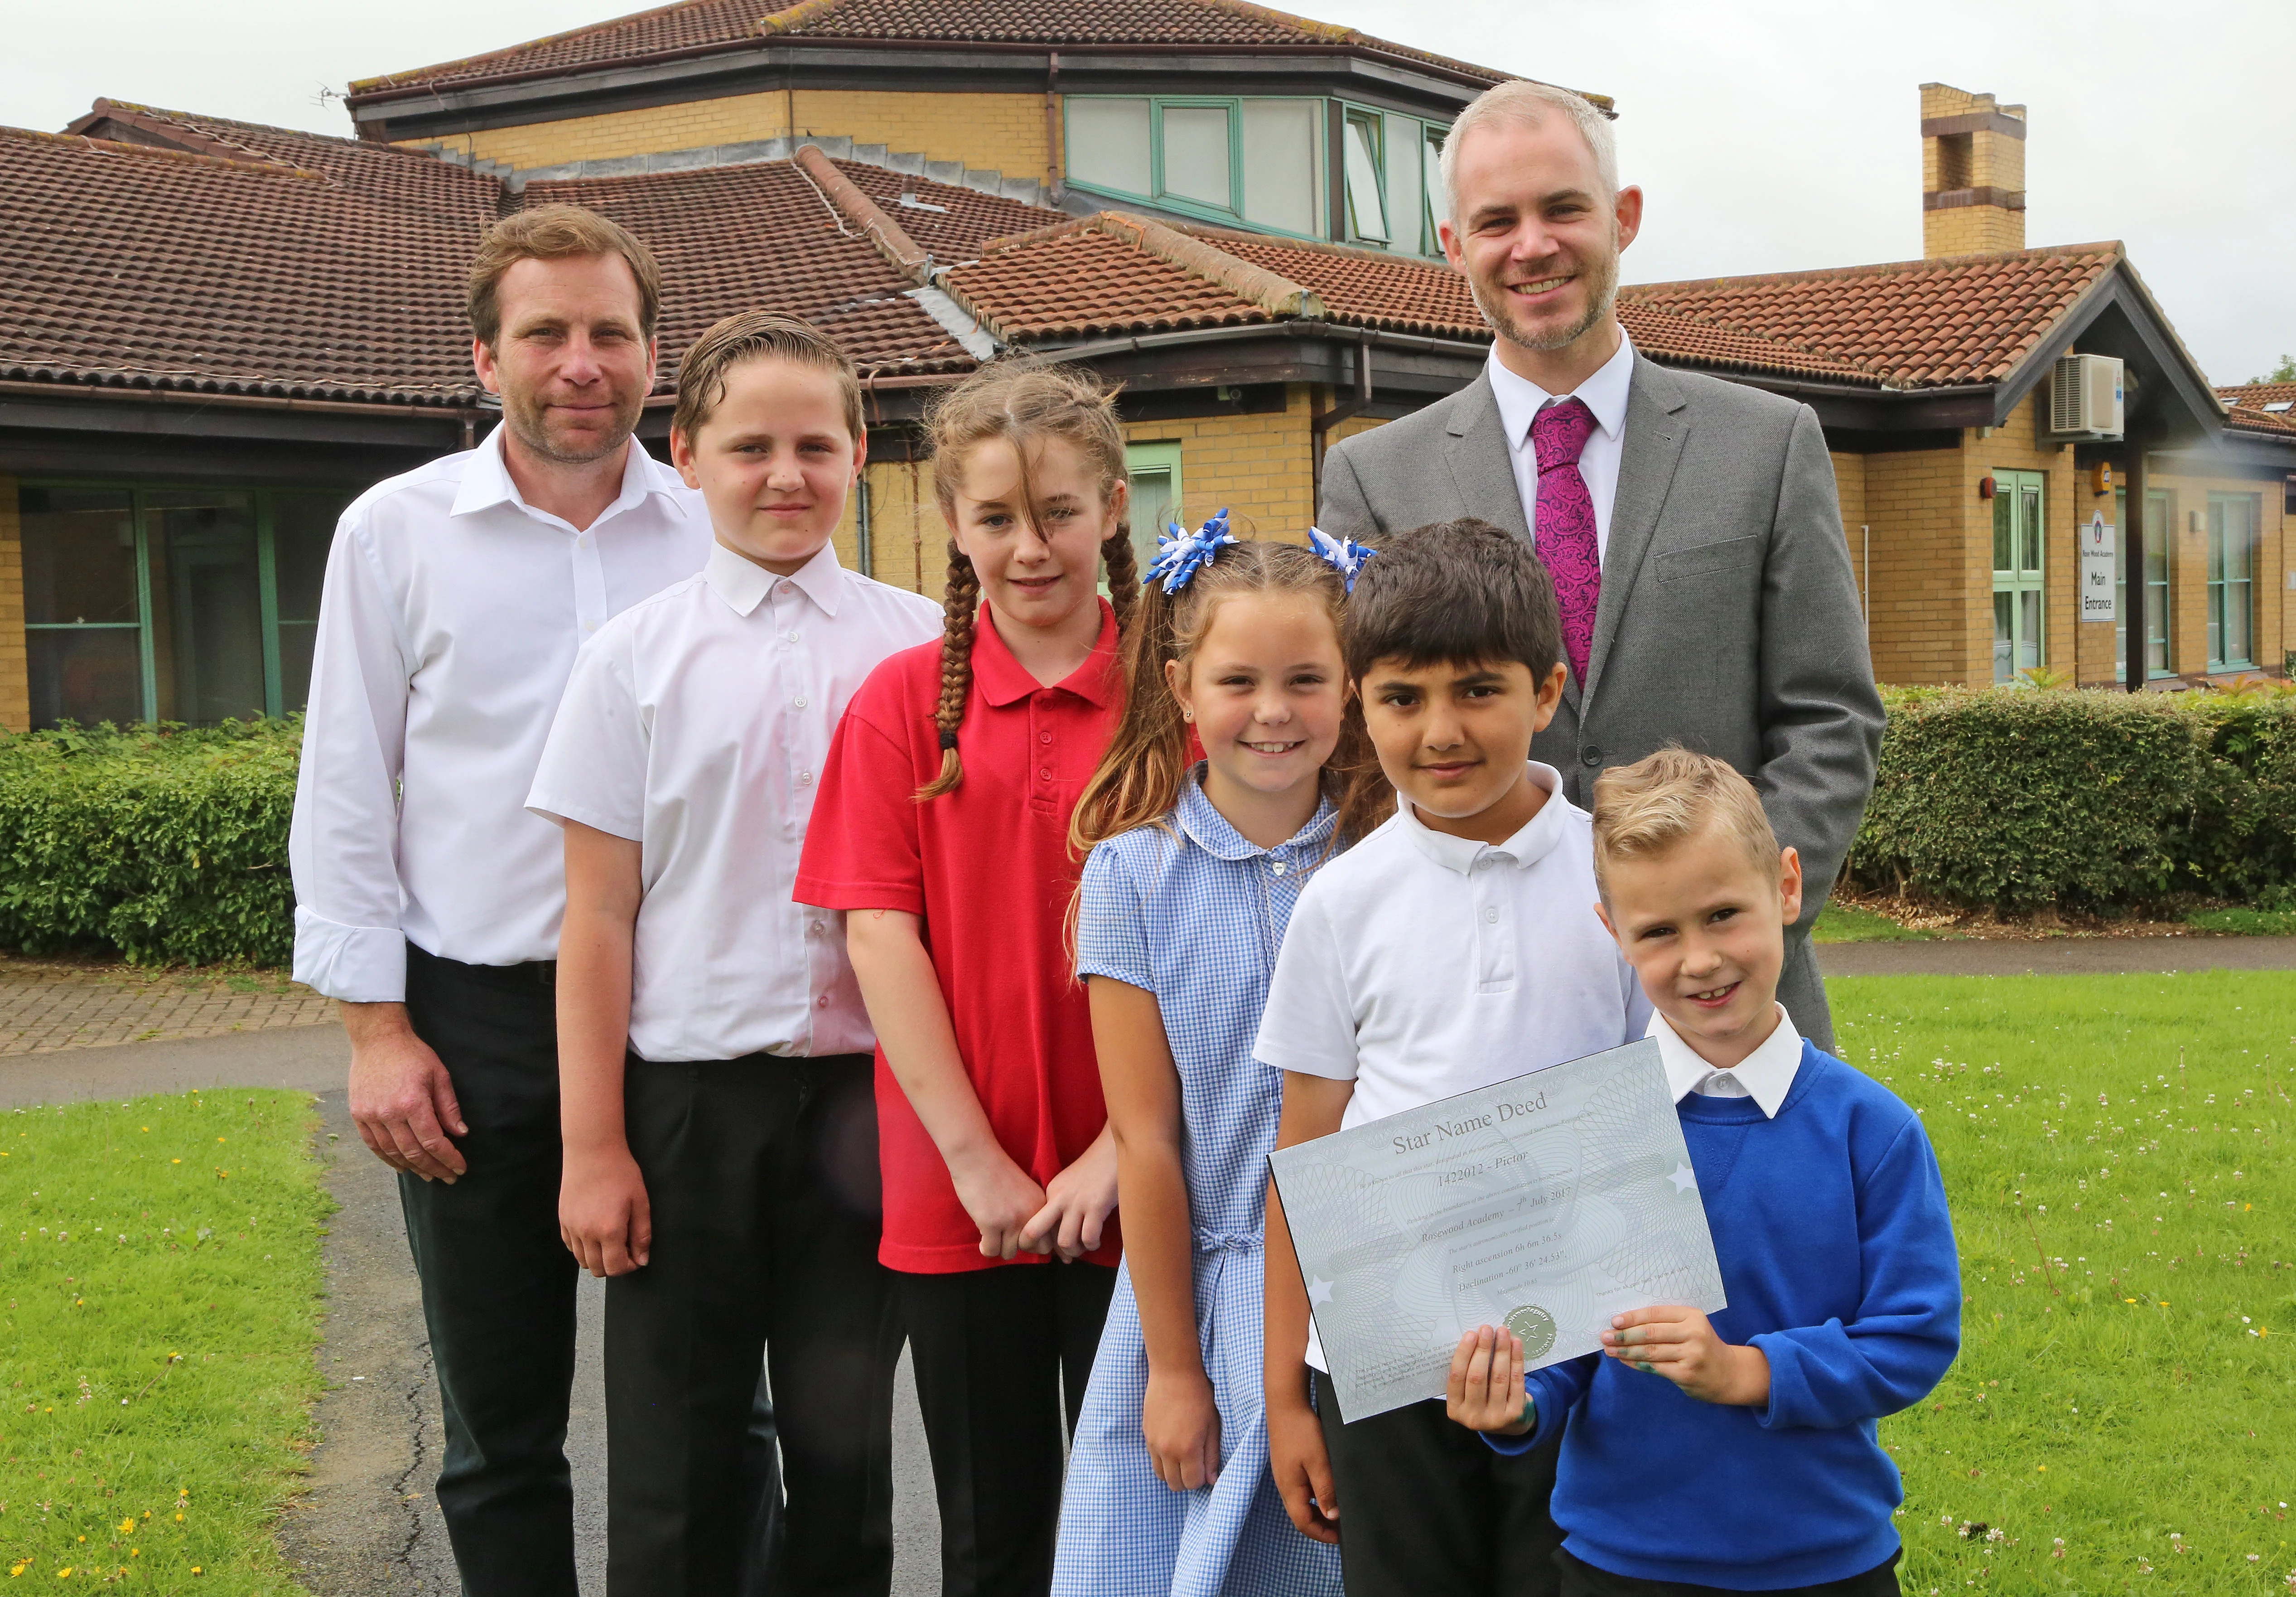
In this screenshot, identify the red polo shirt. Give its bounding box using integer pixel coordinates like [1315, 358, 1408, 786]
[795, 600, 1124, 1273]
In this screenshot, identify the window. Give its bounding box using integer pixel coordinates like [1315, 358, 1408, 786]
[1066, 97, 1152, 198]
[1342, 112, 1387, 243]
[1158, 103, 1233, 209]
[16, 482, 350, 727]
[1240, 99, 1321, 237]
[1422, 127, 1447, 256]
[1991, 469, 2045, 682]
[1124, 441, 1185, 576]
[2113, 488, 2172, 682]
[2206, 492, 2258, 670]
[1383, 113, 1423, 259]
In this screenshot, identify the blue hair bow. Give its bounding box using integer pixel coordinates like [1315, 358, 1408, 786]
[1146, 508, 1237, 595]
[1309, 526, 1377, 593]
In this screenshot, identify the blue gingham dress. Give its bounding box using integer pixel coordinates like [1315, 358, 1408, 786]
[1052, 776, 1346, 1597]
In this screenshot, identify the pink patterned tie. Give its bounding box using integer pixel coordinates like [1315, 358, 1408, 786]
[1531, 397, 1601, 689]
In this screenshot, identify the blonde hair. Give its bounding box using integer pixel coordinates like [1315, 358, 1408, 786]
[1070, 539, 1387, 854]
[1591, 748, 1780, 897]
[670, 310, 864, 446]
[916, 360, 1141, 801]
[1436, 81, 1618, 224]
[468, 203, 662, 348]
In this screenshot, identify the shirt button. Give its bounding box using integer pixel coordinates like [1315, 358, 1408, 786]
[1039, 768, 1053, 781]
[577, 535, 592, 549]
[1484, 906, 1499, 924]
[817, 994, 830, 1009]
[1039, 731, 1053, 744]
[797, 770, 814, 787]
[785, 631, 800, 644]
[1271, 861, 1287, 876]
[793, 696, 809, 710]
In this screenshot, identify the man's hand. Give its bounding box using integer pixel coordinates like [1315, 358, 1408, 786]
[1602, 1306, 1770, 1407]
[1266, 1381, 1340, 1544]
[560, 1144, 652, 1277]
[1021, 1126, 1118, 1261]
[948, 1144, 1052, 1260]
[344, 1002, 467, 1182]
[1143, 1365, 1221, 1491]
[1446, 1325, 1532, 1435]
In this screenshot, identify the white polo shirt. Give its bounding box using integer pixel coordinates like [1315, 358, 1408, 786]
[527, 540, 940, 1063]
[1255, 761, 1651, 1126]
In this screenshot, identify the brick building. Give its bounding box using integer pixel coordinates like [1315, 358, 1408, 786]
[1, 0, 2289, 731]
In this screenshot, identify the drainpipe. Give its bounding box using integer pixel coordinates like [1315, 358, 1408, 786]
[856, 473, 874, 578]
[1044, 52, 1063, 203]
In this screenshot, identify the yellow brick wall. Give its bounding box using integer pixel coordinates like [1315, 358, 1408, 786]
[405, 87, 1051, 179]
[1122, 386, 1320, 545]
[853, 456, 949, 599]
[1830, 451, 1869, 621]
[1859, 445, 1977, 686]
[0, 477, 25, 731]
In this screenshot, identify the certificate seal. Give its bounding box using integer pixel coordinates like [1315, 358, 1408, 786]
[1503, 1305, 1556, 1360]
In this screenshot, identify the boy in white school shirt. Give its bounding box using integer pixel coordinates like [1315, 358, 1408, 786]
[1257, 518, 1650, 1597]
[526, 311, 939, 1597]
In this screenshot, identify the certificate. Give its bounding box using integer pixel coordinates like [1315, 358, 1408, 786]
[1269, 1040, 1725, 1422]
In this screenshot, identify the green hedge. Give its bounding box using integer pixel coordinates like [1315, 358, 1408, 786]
[1850, 687, 2296, 912]
[0, 718, 302, 966]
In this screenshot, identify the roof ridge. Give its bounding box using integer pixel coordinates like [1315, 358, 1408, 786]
[1621, 241, 2124, 299]
[1168, 219, 1462, 274]
[0, 125, 332, 184]
[350, 0, 724, 92]
[974, 210, 1321, 319]
[792, 142, 931, 278]
[757, 0, 847, 33]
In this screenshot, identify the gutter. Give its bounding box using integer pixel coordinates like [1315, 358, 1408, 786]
[1032, 321, 1492, 364]
[0, 377, 483, 420]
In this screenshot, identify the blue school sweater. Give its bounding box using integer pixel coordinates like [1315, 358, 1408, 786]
[1490, 1041, 1960, 1591]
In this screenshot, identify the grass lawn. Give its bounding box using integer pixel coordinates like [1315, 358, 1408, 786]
[1832, 971, 2295, 1594]
[0, 1089, 328, 1590]
[1816, 902, 1942, 943]
[2190, 908, 2296, 937]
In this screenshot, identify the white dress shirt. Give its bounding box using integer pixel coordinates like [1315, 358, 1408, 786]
[526, 541, 940, 1062]
[1649, 1003, 1804, 1117]
[289, 426, 712, 1002]
[1487, 327, 1636, 559]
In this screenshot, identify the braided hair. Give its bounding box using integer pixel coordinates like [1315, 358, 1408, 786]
[916, 361, 1141, 801]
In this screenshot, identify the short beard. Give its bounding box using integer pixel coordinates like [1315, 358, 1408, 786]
[1473, 238, 1621, 355]
[500, 385, 641, 465]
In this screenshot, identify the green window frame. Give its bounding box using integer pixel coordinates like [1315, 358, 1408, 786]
[2206, 492, 2258, 671]
[1991, 469, 2046, 683]
[2113, 488, 2173, 681]
[1337, 103, 1451, 257]
[17, 480, 348, 728]
[1124, 440, 1186, 576]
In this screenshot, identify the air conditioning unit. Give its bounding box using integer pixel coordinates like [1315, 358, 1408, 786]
[2045, 353, 2124, 442]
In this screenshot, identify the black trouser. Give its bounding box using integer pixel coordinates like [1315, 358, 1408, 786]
[897, 1260, 1117, 1597]
[607, 1053, 900, 1597]
[398, 948, 780, 1596]
[1314, 1369, 1564, 1597]
[1558, 1549, 1902, 1597]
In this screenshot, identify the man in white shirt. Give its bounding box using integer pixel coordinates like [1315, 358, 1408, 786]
[289, 205, 715, 1596]
[1317, 79, 1883, 1057]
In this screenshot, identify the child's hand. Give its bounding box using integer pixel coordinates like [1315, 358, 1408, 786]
[1602, 1307, 1771, 1407]
[947, 1146, 1051, 1260]
[1445, 1325, 1533, 1435]
[1265, 1382, 1341, 1545]
[559, 1145, 651, 1278]
[1143, 1365, 1222, 1491]
[1022, 1129, 1119, 1261]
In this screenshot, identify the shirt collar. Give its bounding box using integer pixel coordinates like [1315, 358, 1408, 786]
[703, 538, 846, 619]
[1396, 761, 1567, 875]
[1175, 769, 1339, 861]
[449, 422, 683, 527]
[1487, 328, 1636, 453]
[970, 598, 1121, 708]
[1648, 1004, 1804, 1118]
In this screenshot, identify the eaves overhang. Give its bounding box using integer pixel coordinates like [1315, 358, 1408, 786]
[1988, 256, 2227, 446]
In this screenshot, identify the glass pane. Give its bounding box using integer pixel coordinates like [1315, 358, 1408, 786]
[1128, 465, 1175, 576]
[2018, 590, 2041, 672]
[1343, 116, 1386, 241]
[270, 491, 342, 624]
[1384, 113, 1423, 256]
[28, 629, 141, 729]
[1993, 590, 2014, 683]
[148, 491, 264, 725]
[1992, 489, 2013, 574]
[2147, 581, 2169, 673]
[2207, 500, 2226, 582]
[2224, 497, 2255, 580]
[2018, 484, 2041, 575]
[1423, 131, 1446, 253]
[2143, 493, 2168, 585]
[2228, 580, 2253, 664]
[1066, 98, 1152, 196]
[1160, 106, 1232, 209]
[18, 486, 138, 625]
[1240, 99, 1319, 236]
[2207, 584, 2224, 666]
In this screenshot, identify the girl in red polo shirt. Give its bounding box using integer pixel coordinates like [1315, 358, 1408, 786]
[796, 360, 1140, 1597]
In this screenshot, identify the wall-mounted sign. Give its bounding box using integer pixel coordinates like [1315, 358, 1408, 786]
[2080, 511, 2116, 624]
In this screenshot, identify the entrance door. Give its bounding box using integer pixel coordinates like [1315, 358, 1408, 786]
[146, 492, 265, 725]
[1991, 469, 2045, 682]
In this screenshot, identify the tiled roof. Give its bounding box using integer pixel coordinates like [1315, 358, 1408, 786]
[352, 0, 1519, 95]
[1203, 231, 1483, 338]
[1619, 245, 2122, 389]
[945, 222, 1271, 340]
[2219, 380, 2296, 429]
[827, 157, 1058, 261]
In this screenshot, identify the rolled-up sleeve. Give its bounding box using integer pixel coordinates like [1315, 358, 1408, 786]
[289, 510, 414, 1003]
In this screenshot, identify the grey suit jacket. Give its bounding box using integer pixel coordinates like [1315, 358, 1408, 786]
[1320, 356, 1884, 1046]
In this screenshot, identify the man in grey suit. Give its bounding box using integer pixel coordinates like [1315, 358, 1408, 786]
[1319, 80, 1881, 1051]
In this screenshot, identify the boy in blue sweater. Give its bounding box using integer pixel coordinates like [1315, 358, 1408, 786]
[1448, 748, 1959, 1595]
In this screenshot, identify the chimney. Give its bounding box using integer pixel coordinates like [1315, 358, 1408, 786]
[1920, 83, 2026, 257]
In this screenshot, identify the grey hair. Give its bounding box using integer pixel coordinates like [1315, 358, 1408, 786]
[1435, 80, 1619, 227]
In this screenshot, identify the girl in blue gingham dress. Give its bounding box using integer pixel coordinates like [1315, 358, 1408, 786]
[1053, 524, 1382, 1597]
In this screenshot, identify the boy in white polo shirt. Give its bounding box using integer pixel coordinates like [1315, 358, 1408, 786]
[527, 311, 939, 1597]
[1257, 517, 1650, 1597]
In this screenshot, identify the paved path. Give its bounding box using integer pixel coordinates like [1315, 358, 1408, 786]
[1816, 933, 2296, 978]
[0, 954, 330, 1054]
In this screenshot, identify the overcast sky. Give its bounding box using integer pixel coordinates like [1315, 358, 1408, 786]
[7, 0, 2288, 385]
